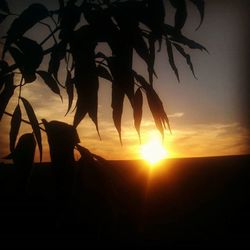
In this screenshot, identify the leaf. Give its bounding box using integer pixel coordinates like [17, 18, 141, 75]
[9, 37, 43, 83]
[162, 24, 208, 52]
[0, 0, 9, 13]
[108, 56, 134, 105]
[10, 105, 21, 152]
[133, 29, 150, 66]
[70, 26, 99, 137]
[133, 88, 143, 142]
[189, 0, 205, 30]
[97, 65, 113, 82]
[0, 13, 7, 24]
[8, 46, 36, 83]
[133, 70, 151, 90]
[112, 83, 125, 145]
[4, 4, 49, 52]
[59, 1, 81, 40]
[148, 36, 155, 85]
[36, 70, 62, 99]
[173, 43, 197, 79]
[146, 87, 171, 139]
[65, 70, 74, 116]
[170, 0, 187, 30]
[0, 73, 14, 120]
[147, 0, 165, 40]
[48, 41, 67, 80]
[4, 133, 36, 167]
[166, 39, 179, 82]
[20, 97, 42, 162]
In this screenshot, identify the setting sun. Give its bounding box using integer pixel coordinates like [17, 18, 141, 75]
[140, 138, 169, 165]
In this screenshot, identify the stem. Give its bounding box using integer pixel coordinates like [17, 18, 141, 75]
[3, 111, 46, 132]
[40, 26, 59, 46]
[17, 77, 24, 105]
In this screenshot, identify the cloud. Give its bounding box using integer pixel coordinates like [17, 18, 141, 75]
[168, 112, 184, 118]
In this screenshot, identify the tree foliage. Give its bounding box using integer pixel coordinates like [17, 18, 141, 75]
[0, 0, 206, 161]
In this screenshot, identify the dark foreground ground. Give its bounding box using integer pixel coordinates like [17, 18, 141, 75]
[0, 155, 249, 248]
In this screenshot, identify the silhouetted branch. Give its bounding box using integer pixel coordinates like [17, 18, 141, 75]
[3, 111, 45, 132]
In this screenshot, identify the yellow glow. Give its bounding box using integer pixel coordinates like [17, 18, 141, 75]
[140, 137, 169, 165]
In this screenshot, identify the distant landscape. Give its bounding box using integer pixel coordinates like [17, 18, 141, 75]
[0, 155, 249, 248]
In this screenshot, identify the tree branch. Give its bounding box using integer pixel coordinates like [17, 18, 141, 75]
[4, 111, 46, 132]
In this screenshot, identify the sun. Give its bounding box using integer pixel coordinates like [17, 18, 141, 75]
[140, 137, 169, 165]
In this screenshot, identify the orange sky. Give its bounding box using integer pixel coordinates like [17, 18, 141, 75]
[0, 0, 249, 162]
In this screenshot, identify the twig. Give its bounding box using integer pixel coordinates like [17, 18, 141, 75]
[3, 111, 46, 132]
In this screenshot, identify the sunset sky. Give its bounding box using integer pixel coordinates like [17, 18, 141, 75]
[0, 0, 249, 162]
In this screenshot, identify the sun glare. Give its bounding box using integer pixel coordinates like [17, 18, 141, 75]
[140, 137, 169, 165]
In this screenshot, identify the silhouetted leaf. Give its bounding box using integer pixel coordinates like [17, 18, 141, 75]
[10, 105, 21, 152]
[108, 56, 134, 105]
[42, 119, 79, 165]
[0, 73, 14, 120]
[133, 29, 149, 66]
[8, 46, 36, 83]
[37, 70, 61, 98]
[97, 65, 113, 82]
[65, 70, 74, 115]
[112, 83, 124, 145]
[0, 13, 7, 23]
[133, 88, 143, 142]
[70, 26, 100, 138]
[171, 34, 207, 52]
[133, 71, 151, 90]
[146, 87, 171, 139]
[166, 39, 179, 82]
[173, 43, 197, 79]
[148, 36, 155, 85]
[189, 0, 205, 30]
[48, 41, 67, 80]
[4, 133, 36, 168]
[4, 4, 49, 52]
[170, 0, 187, 30]
[59, 1, 81, 40]
[147, 0, 165, 41]
[0, 0, 9, 13]
[20, 97, 42, 161]
[9, 37, 43, 83]
[163, 24, 208, 52]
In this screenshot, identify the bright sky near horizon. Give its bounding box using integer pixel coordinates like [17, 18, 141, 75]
[0, 0, 249, 162]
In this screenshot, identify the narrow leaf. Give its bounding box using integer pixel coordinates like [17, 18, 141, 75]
[20, 97, 42, 161]
[133, 88, 143, 142]
[166, 39, 179, 82]
[4, 4, 49, 52]
[112, 84, 125, 145]
[170, 0, 187, 30]
[37, 70, 62, 98]
[0, 73, 14, 120]
[189, 0, 205, 30]
[10, 105, 21, 152]
[97, 65, 113, 82]
[65, 70, 74, 115]
[162, 24, 208, 52]
[148, 36, 155, 85]
[0, 0, 9, 13]
[9, 46, 36, 83]
[173, 43, 197, 79]
[146, 87, 171, 139]
[48, 41, 67, 80]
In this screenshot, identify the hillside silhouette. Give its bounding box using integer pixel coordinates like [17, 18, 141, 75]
[0, 155, 249, 248]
